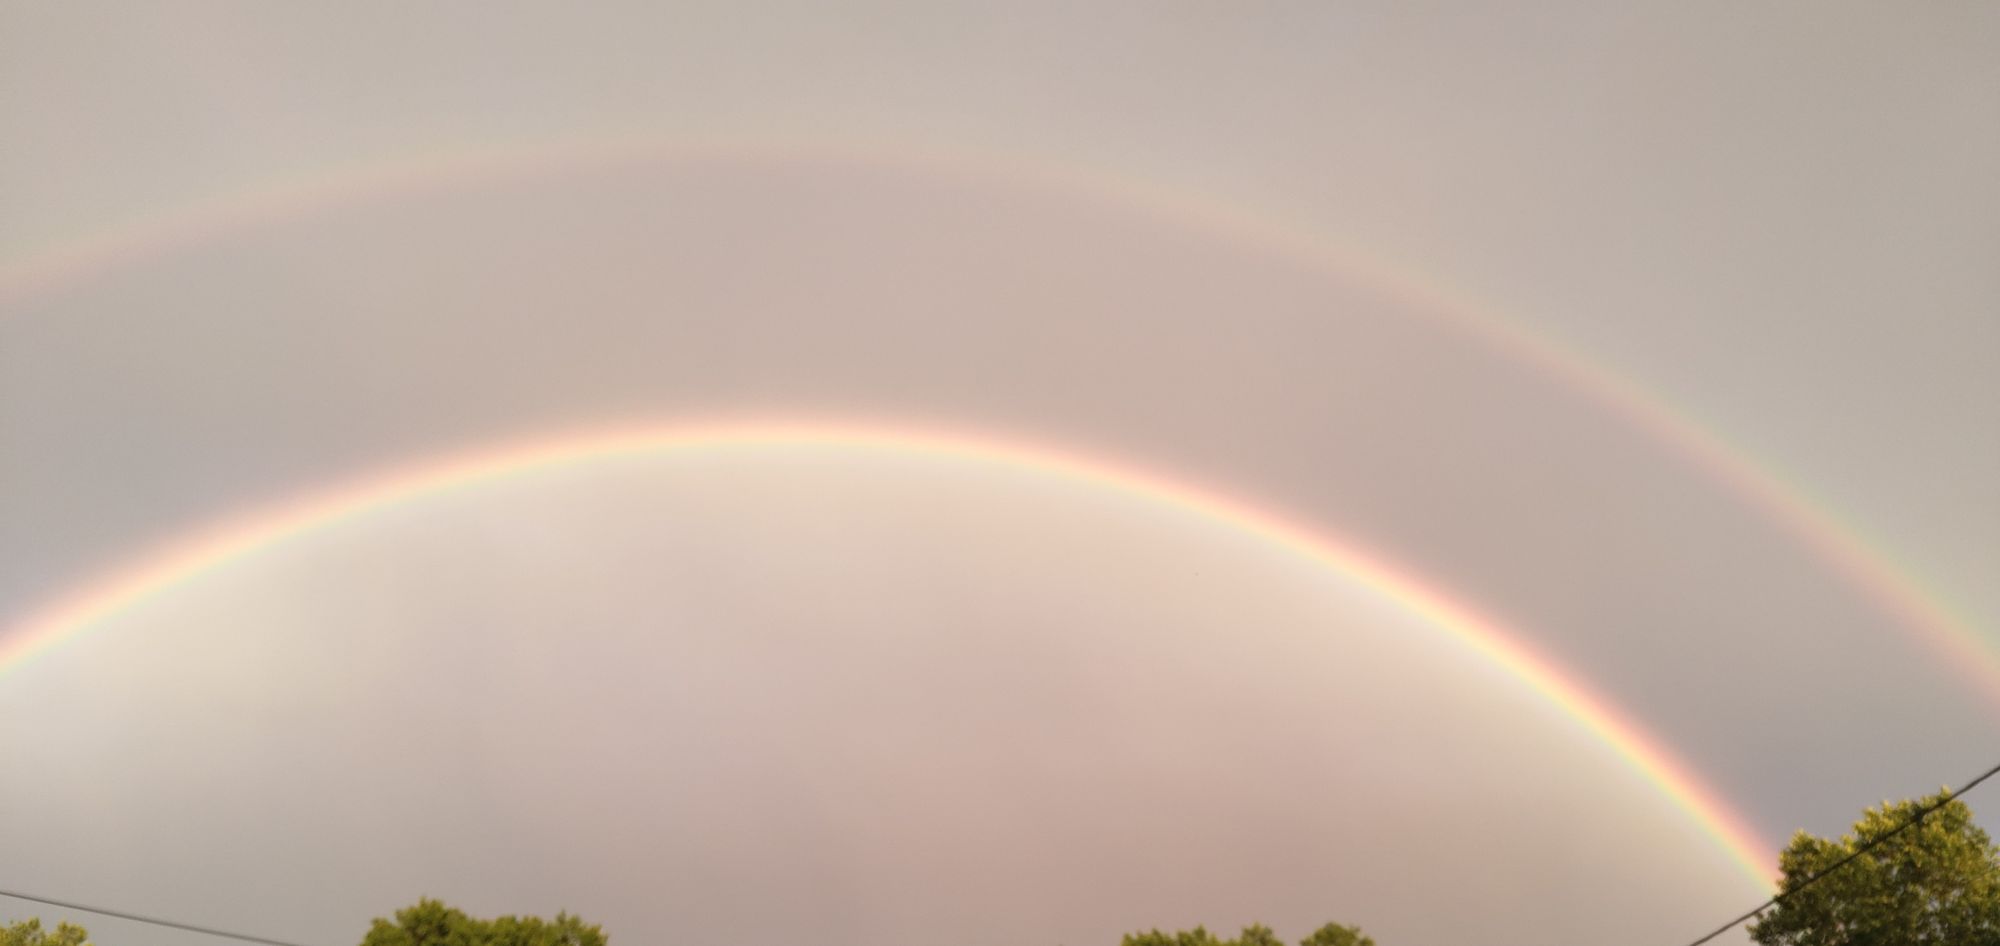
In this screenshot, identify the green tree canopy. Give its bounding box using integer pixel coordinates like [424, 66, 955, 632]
[359, 898, 606, 946]
[1749, 791, 2000, 946]
[1233, 924, 1286, 946]
[1298, 923, 1374, 946]
[1122, 921, 1372, 946]
[0, 919, 90, 946]
[1122, 927, 1227, 946]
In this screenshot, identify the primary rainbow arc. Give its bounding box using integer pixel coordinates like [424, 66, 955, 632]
[0, 418, 1778, 889]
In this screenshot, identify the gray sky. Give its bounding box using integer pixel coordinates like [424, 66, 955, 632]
[1, 4, 1995, 946]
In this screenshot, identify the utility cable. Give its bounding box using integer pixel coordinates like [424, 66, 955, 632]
[0, 884, 318, 946]
[10, 760, 2000, 946]
[1682, 757, 2000, 946]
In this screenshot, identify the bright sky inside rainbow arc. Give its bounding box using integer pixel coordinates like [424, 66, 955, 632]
[0, 134, 1989, 724]
[0, 418, 1779, 890]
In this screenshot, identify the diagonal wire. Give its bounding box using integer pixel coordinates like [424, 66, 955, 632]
[1682, 758, 2000, 946]
[8, 762, 2000, 946]
[0, 885, 319, 946]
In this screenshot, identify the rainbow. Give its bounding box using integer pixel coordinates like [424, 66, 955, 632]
[0, 418, 1778, 889]
[0, 134, 1990, 712]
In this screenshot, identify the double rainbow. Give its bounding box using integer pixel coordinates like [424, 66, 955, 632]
[5, 134, 1976, 894]
[0, 134, 1984, 710]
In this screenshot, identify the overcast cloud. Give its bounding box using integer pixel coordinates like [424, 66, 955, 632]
[2, 5, 1995, 946]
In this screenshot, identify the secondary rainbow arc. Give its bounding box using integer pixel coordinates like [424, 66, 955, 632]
[0, 418, 1777, 889]
[0, 134, 1988, 714]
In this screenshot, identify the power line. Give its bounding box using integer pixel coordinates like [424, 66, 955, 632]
[0, 885, 319, 946]
[1682, 758, 2000, 946]
[7, 764, 1998, 946]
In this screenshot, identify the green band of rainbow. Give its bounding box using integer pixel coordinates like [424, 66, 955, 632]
[0, 418, 1778, 889]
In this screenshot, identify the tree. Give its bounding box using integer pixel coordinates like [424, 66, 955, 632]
[0, 919, 90, 946]
[1121, 921, 1373, 946]
[1122, 927, 1227, 946]
[1299, 923, 1374, 946]
[1749, 791, 2000, 946]
[1234, 924, 1286, 946]
[359, 898, 606, 946]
